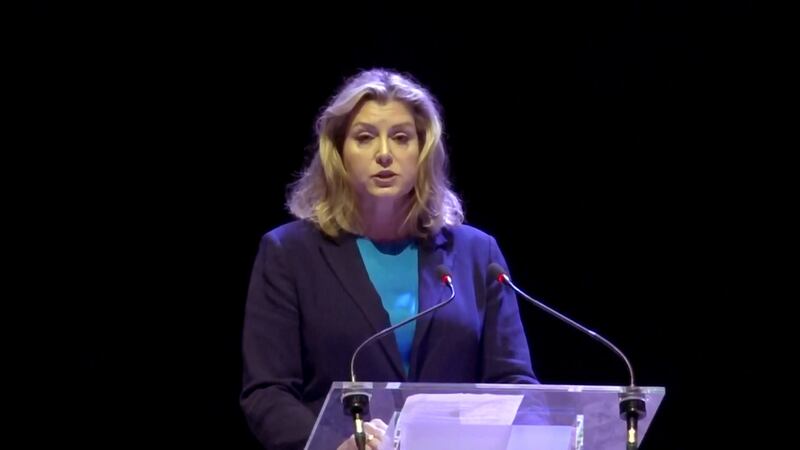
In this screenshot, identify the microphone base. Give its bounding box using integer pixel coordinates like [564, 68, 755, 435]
[619, 387, 647, 450]
[342, 383, 373, 450]
[342, 392, 371, 417]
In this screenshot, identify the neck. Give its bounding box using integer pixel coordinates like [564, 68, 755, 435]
[359, 197, 412, 241]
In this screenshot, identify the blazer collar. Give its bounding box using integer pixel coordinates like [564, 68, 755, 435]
[409, 227, 453, 380]
[319, 227, 453, 380]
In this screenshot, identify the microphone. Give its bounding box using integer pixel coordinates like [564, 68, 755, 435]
[488, 262, 647, 450]
[342, 264, 455, 450]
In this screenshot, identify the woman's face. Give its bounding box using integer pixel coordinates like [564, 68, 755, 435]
[342, 99, 421, 208]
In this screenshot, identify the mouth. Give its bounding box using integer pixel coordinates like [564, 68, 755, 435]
[373, 171, 398, 179]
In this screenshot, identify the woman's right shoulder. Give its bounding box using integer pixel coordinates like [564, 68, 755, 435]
[260, 219, 323, 247]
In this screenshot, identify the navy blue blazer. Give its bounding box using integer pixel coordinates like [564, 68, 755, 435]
[240, 220, 537, 449]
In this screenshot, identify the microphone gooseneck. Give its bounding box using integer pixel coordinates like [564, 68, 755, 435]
[342, 265, 455, 450]
[488, 262, 636, 386]
[488, 262, 647, 450]
[348, 265, 454, 383]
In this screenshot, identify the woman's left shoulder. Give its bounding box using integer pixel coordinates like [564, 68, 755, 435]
[441, 223, 498, 246]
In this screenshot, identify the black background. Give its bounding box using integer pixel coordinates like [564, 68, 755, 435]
[24, 1, 764, 449]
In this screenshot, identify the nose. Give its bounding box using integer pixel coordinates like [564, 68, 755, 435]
[376, 138, 393, 167]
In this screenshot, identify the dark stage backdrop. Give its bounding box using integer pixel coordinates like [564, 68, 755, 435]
[28, 2, 760, 449]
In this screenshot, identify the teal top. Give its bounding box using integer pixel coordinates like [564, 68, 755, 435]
[356, 237, 419, 376]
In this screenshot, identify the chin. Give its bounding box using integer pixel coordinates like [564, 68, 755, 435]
[366, 187, 412, 199]
[367, 190, 401, 199]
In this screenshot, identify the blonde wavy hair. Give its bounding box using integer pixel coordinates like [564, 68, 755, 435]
[286, 68, 464, 239]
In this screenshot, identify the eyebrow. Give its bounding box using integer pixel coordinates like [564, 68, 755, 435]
[351, 122, 416, 132]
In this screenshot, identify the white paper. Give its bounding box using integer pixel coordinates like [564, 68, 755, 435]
[399, 393, 523, 424]
[395, 394, 575, 450]
[396, 394, 522, 450]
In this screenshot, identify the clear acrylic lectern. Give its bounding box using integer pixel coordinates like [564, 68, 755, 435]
[305, 382, 664, 450]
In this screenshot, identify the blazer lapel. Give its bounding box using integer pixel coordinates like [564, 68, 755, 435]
[408, 228, 453, 380]
[319, 233, 406, 379]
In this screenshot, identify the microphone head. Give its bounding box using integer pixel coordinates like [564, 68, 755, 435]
[488, 262, 509, 283]
[436, 264, 453, 284]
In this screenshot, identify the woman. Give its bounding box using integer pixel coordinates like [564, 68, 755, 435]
[241, 68, 537, 450]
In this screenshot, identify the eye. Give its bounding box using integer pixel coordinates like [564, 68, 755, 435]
[393, 133, 410, 144]
[355, 133, 373, 144]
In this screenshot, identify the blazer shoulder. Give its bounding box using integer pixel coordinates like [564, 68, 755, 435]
[258, 219, 329, 250]
[445, 223, 497, 246]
